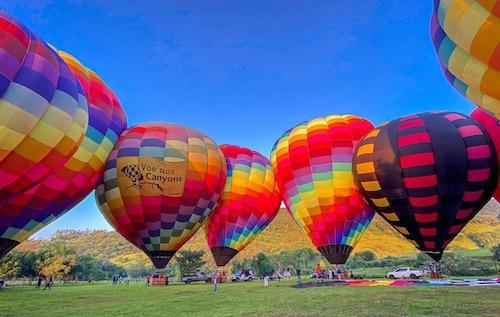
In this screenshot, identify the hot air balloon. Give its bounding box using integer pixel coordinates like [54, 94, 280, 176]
[271, 115, 375, 264]
[0, 12, 88, 258]
[204, 144, 281, 266]
[95, 123, 226, 269]
[0, 51, 127, 259]
[431, 0, 500, 118]
[471, 107, 499, 201]
[353, 111, 498, 261]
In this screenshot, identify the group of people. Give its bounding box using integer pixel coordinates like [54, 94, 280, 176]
[112, 274, 131, 285]
[313, 263, 353, 281]
[35, 274, 53, 290]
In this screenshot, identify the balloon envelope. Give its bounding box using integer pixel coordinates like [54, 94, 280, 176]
[471, 107, 499, 201]
[431, 0, 500, 118]
[0, 50, 127, 259]
[0, 12, 88, 258]
[353, 111, 498, 261]
[95, 123, 226, 269]
[271, 115, 375, 264]
[204, 144, 281, 266]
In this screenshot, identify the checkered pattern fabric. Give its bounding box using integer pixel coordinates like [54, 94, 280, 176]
[353, 111, 498, 261]
[431, 0, 500, 118]
[0, 12, 90, 258]
[270, 115, 375, 264]
[204, 144, 281, 266]
[95, 123, 226, 269]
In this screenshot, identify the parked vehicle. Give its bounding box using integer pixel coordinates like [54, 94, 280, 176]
[231, 270, 254, 282]
[181, 271, 210, 284]
[386, 267, 423, 279]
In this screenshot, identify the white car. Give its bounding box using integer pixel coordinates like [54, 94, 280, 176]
[386, 267, 423, 279]
[231, 270, 254, 282]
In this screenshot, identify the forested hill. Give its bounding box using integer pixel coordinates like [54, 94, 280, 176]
[18, 200, 499, 269]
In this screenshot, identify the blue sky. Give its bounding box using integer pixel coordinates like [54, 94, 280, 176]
[3, 1, 474, 238]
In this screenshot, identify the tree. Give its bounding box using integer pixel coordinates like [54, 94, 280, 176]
[356, 251, 376, 262]
[414, 252, 430, 267]
[37, 242, 78, 280]
[252, 253, 275, 277]
[492, 244, 500, 272]
[492, 244, 500, 262]
[232, 258, 252, 273]
[175, 250, 206, 276]
[0, 252, 20, 278]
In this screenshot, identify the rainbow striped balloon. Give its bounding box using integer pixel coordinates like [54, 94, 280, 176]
[271, 115, 375, 264]
[95, 123, 226, 269]
[0, 12, 89, 258]
[0, 50, 127, 258]
[204, 144, 281, 266]
[431, 0, 500, 118]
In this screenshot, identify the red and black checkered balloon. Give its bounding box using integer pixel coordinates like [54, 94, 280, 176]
[353, 111, 498, 261]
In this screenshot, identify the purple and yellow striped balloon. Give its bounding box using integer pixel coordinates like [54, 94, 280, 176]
[0, 12, 88, 258]
[0, 49, 127, 258]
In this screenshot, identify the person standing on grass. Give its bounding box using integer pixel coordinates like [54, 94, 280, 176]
[213, 271, 218, 293]
[35, 274, 43, 290]
[315, 263, 321, 281]
[296, 268, 301, 284]
[285, 268, 291, 281]
[328, 268, 333, 280]
[263, 273, 269, 287]
[43, 275, 52, 290]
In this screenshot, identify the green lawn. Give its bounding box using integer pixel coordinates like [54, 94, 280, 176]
[1, 280, 499, 316]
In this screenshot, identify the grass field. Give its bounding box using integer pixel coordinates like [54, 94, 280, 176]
[1, 280, 499, 317]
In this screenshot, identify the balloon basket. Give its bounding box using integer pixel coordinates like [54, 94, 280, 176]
[147, 271, 169, 286]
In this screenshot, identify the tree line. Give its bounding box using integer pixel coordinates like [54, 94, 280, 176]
[2, 242, 499, 281]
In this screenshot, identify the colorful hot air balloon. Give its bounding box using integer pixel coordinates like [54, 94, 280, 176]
[95, 123, 226, 269]
[204, 144, 281, 266]
[271, 115, 375, 264]
[431, 0, 500, 118]
[0, 12, 88, 258]
[0, 51, 127, 258]
[471, 107, 499, 201]
[353, 111, 498, 261]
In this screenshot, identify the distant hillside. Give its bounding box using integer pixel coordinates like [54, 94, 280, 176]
[18, 200, 499, 269]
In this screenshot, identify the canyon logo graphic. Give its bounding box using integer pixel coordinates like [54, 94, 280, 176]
[117, 157, 187, 197]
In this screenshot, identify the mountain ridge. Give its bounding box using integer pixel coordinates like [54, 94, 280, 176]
[17, 200, 499, 269]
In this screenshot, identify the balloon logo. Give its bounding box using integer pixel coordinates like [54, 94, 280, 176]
[204, 144, 281, 266]
[471, 107, 499, 201]
[0, 13, 89, 258]
[95, 123, 226, 269]
[353, 111, 498, 261]
[271, 115, 375, 264]
[431, 0, 500, 119]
